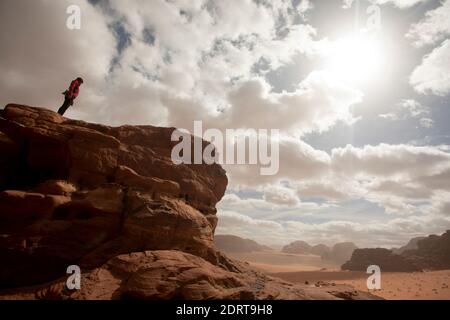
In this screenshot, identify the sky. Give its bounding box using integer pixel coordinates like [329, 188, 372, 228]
[0, 0, 449, 248]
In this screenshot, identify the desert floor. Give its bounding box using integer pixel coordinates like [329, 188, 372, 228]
[226, 251, 450, 300]
[226, 250, 340, 272]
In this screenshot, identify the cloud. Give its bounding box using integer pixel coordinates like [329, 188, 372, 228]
[410, 39, 450, 96]
[433, 191, 450, 216]
[343, 0, 429, 9]
[379, 112, 399, 120]
[0, 0, 116, 113]
[399, 99, 430, 117]
[331, 143, 450, 179]
[407, 0, 450, 47]
[165, 70, 362, 137]
[223, 135, 331, 187]
[372, 0, 430, 8]
[225, 71, 361, 134]
[308, 144, 449, 214]
[263, 185, 300, 206]
[218, 189, 326, 215]
[223, 141, 450, 215]
[379, 99, 431, 122]
[217, 210, 283, 231]
[295, 180, 356, 201]
[419, 117, 434, 128]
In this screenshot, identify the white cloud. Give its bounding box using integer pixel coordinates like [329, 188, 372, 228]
[263, 185, 300, 206]
[433, 191, 450, 216]
[399, 99, 430, 117]
[343, 0, 429, 9]
[331, 143, 450, 179]
[373, 0, 430, 8]
[419, 117, 434, 128]
[295, 179, 363, 201]
[223, 135, 331, 188]
[379, 112, 399, 120]
[379, 99, 431, 122]
[217, 210, 283, 232]
[222, 142, 450, 216]
[218, 190, 326, 214]
[0, 0, 116, 115]
[410, 39, 450, 96]
[407, 0, 450, 47]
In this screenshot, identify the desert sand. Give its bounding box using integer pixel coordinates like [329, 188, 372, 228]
[225, 250, 340, 272]
[272, 270, 450, 300]
[228, 251, 450, 300]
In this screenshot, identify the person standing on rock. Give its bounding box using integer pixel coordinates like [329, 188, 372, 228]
[58, 77, 84, 116]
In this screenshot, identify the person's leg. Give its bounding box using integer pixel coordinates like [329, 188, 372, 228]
[58, 97, 71, 115]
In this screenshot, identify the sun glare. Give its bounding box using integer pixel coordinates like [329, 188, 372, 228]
[325, 33, 386, 86]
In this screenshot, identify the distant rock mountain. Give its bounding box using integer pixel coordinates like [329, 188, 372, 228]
[342, 231, 450, 272]
[281, 240, 356, 264]
[322, 242, 358, 264]
[403, 231, 450, 270]
[281, 241, 312, 254]
[342, 248, 422, 272]
[310, 244, 331, 256]
[214, 235, 270, 253]
[391, 237, 426, 255]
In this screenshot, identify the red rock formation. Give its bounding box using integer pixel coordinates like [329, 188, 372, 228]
[0, 104, 226, 287]
[0, 105, 379, 300]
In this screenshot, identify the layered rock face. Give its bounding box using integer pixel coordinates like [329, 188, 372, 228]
[0, 104, 226, 288]
[0, 105, 378, 300]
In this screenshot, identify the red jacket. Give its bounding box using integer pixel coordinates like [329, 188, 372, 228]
[67, 79, 81, 99]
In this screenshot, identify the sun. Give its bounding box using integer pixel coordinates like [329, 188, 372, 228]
[324, 33, 386, 86]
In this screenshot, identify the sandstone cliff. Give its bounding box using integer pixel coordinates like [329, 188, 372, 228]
[0, 105, 378, 300]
